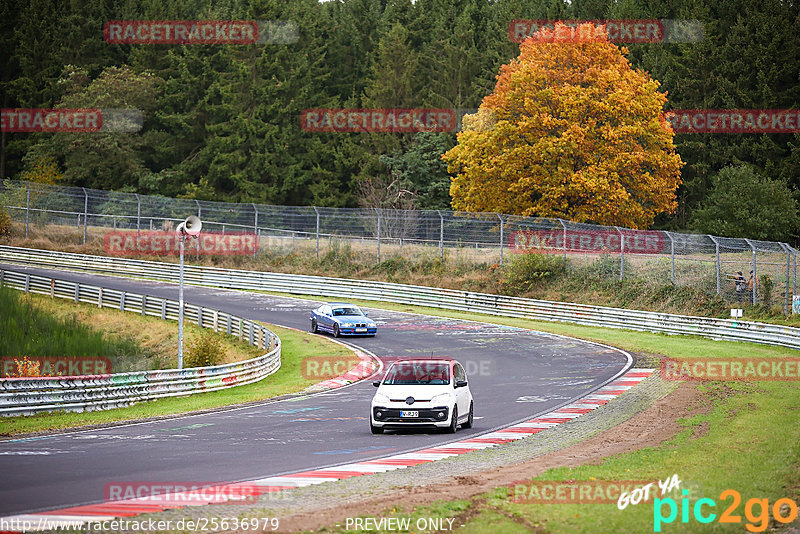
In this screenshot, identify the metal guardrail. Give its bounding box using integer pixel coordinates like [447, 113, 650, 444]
[0, 267, 281, 417]
[2, 245, 800, 352]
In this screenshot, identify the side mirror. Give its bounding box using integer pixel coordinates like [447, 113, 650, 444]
[364, 311, 369, 316]
[372, 381, 381, 387]
[455, 380, 468, 388]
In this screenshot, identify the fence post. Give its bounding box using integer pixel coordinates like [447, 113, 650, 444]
[744, 238, 757, 304]
[621, 229, 625, 280]
[496, 214, 504, 264]
[252, 203, 258, 259]
[437, 210, 444, 261]
[666, 232, 675, 284]
[135, 193, 141, 236]
[81, 187, 88, 244]
[375, 208, 381, 263]
[558, 219, 568, 262]
[25, 182, 30, 238]
[313, 206, 320, 258]
[781, 243, 791, 315]
[709, 235, 720, 294]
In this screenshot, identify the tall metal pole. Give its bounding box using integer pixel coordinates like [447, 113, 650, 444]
[252, 203, 258, 259]
[135, 193, 141, 236]
[781, 243, 791, 315]
[25, 182, 30, 238]
[313, 206, 320, 257]
[82, 187, 88, 244]
[667, 232, 675, 284]
[437, 210, 444, 261]
[497, 214, 504, 264]
[745, 238, 757, 304]
[178, 234, 185, 369]
[709, 236, 720, 294]
[375, 208, 381, 263]
[559, 219, 568, 263]
[616, 227, 625, 280]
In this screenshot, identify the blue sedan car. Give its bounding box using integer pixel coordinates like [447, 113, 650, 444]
[310, 303, 377, 337]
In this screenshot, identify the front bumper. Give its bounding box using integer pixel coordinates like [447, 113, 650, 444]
[371, 405, 450, 427]
[339, 326, 377, 336]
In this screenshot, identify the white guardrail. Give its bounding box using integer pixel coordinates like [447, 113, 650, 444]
[2, 245, 800, 352]
[0, 266, 281, 417]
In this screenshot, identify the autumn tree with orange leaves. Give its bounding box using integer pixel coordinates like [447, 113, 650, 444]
[443, 23, 683, 229]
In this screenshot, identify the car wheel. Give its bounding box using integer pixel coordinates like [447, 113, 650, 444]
[310, 319, 318, 334]
[333, 324, 341, 337]
[370, 423, 384, 434]
[447, 406, 458, 433]
[462, 402, 474, 429]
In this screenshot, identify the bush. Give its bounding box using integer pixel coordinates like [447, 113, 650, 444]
[581, 254, 630, 279]
[503, 252, 566, 295]
[184, 330, 226, 368]
[0, 207, 10, 238]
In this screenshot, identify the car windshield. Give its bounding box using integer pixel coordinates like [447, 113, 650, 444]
[382, 362, 450, 385]
[332, 307, 362, 316]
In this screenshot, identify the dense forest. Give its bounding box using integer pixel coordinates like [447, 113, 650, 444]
[1, 0, 799, 237]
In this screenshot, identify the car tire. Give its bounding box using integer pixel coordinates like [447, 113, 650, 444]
[333, 324, 341, 338]
[447, 406, 458, 433]
[462, 402, 474, 429]
[310, 319, 318, 334]
[370, 423, 384, 434]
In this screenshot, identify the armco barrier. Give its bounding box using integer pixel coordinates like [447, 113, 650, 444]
[1, 245, 800, 350]
[0, 267, 281, 417]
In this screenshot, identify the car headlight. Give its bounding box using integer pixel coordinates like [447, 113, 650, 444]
[430, 393, 451, 405]
[373, 393, 390, 404]
[341, 322, 354, 327]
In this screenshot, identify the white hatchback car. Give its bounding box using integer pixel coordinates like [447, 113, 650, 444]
[370, 359, 474, 434]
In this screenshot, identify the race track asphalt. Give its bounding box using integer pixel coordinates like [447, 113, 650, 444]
[0, 264, 631, 516]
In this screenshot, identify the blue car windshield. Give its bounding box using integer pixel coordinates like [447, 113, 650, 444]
[333, 307, 361, 316]
[383, 362, 450, 385]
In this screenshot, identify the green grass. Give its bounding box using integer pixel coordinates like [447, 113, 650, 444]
[0, 322, 355, 436]
[0, 285, 153, 368]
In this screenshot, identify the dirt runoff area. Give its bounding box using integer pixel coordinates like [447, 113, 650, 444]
[278, 382, 704, 532]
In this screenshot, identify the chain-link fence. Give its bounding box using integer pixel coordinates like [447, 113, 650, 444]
[1, 179, 798, 313]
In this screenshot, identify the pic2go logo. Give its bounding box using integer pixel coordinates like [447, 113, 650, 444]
[654, 489, 799, 532]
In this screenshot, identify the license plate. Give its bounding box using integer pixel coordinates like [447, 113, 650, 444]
[401, 411, 419, 418]
[355, 327, 367, 333]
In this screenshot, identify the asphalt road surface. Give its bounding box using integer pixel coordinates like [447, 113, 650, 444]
[0, 264, 631, 516]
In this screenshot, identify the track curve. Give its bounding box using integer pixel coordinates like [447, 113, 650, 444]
[0, 264, 632, 516]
